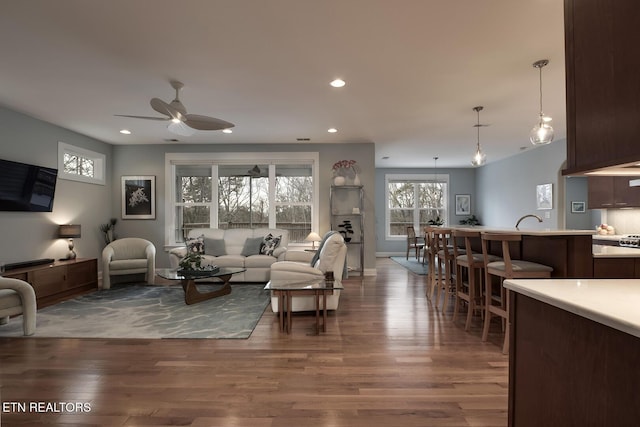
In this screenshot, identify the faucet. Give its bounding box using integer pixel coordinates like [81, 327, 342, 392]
[515, 214, 543, 230]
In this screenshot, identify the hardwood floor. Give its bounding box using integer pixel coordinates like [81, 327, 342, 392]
[0, 258, 508, 426]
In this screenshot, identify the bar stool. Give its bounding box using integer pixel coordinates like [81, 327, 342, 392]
[481, 233, 553, 354]
[452, 230, 501, 331]
[423, 226, 438, 300]
[432, 227, 460, 312]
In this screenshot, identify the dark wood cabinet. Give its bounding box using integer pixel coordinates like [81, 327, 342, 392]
[593, 257, 640, 278]
[587, 176, 640, 208]
[4, 258, 98, 307]
[563, 0, 640, 175]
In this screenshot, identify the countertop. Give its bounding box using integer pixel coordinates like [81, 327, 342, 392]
[450, 225, 595, 236]
[504, 278, 640, 338]
[592, 244, 640, 258]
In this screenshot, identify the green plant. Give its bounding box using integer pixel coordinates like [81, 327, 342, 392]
[99, 218, 118, 244]
[427, 217, 444, 226]
[179, 252, 203, 271]
[459, 215, 481, 226]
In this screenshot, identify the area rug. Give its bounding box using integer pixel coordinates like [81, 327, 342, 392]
[0, 284, 270, 339]
[390, 256, 429, 275]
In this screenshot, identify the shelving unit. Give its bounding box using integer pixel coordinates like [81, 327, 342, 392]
[330, 185, 364, 276]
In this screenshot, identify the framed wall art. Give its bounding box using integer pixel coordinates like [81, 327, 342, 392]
[571, 201, 586, 213]
[536, 183, 553, 210]
[122, 176, 155, 219]
[455, 194, 471, 215]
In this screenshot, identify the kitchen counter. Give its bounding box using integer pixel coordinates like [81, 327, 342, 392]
[593, 244, 640, 258]
[504, 278, 640, 426]
[504, 278, 640, 338]
[451, 225, 595, 236]
[447, 226, 594, 277]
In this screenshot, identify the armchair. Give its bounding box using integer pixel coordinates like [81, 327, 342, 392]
[0, 277, 36, 336]
[269, 231, 347, 312]
[102, 238, 156, 289]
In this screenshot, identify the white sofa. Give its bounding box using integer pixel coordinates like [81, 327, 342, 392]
[269, 231, 347, 312]
[168, 228, 289, 283]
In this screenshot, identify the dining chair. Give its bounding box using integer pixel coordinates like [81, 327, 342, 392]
[406, 226, 424, 260]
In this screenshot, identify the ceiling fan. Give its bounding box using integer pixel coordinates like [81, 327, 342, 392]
[115, 80, 234, 136]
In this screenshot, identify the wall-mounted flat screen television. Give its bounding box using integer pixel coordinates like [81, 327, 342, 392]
[0, 158, 58, 212]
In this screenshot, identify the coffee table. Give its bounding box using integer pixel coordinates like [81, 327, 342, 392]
[156, 267, 246, 305]
[264, 278, 344, 334]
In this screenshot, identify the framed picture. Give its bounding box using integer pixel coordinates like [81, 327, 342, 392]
[122, 176, 155, 219]
[455, 194, 471, 215]
[536, 183, 553, 210]
[571, 201, 586, 213]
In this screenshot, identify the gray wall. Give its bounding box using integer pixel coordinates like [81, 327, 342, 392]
[375, 167, 476, 255]
[111, 142, 377, 272]
[0, 107, 113, 266]
[475, 139, 567, 230]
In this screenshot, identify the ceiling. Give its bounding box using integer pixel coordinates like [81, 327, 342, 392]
[0, 0, 566, 168]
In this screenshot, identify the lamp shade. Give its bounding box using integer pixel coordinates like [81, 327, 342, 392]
[59, 224, 81, 238]
[305, 232, 322, 242]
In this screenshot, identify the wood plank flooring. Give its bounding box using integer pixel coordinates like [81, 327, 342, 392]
[0, 258, 508, 426]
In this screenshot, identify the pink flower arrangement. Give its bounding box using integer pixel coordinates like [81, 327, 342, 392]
[332, 160, 357, 176]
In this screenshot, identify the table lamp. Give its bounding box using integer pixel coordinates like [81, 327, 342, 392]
[305, 231, 322, 250]
[59, 224, 81, 260]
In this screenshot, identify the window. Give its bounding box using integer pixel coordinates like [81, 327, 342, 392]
[166, 153, 318, 246]
[386, 173, 448, 238]
[58, 142, 106, 185]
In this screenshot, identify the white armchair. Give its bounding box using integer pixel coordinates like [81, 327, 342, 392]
[270, 231, 347, 312]
[102, 238, 156, 289]
[0, 277, 37, 336]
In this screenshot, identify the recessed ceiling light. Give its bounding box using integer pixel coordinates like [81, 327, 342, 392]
[222, 128, 233, 134]
[330, 79, 346, 88]
[328, 128, 337, 133]
[119, 129, 131, 135]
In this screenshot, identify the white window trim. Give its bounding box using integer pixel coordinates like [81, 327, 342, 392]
[385, 173, 449, 240]
[57, 142, 106, 185]
[164, 152, 320, 248]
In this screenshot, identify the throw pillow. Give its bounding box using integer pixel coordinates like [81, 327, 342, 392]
[185, 234, 205, 254]
[241, 236, 265, 256]
[204, 238, 227, 257]
[260, 233, 281, 256]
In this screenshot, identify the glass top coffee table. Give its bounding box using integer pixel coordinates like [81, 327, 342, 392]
[264, 278, 344, 334]
[156, 267, 246, 305]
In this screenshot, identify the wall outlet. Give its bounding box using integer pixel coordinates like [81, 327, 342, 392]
[544, 211, 551, 219]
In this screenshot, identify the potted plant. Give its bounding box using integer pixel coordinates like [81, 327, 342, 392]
[459, 215, 481, 226]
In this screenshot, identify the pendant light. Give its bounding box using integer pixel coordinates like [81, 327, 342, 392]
[530, 59, 554, 145]
[471, 106, 487, 166]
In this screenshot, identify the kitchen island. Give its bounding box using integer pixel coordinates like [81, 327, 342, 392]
[503, 279, 640, 426]
[451, 226, 595, 278]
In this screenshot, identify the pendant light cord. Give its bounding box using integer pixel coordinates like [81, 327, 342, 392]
[538, 65, 544, 116]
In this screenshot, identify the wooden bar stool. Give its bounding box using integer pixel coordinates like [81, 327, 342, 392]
[423, 226, 438, 300]
[452, 230, 501, 331]
[432, 227, 459, 312]
[481, 233, 553, 354]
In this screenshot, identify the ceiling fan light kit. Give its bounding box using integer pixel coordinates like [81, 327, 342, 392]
[471, 106, 487, 167]
[116, 80, 234, 135]
[530, 59, 554, 145]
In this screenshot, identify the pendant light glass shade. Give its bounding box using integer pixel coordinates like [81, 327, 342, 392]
[471, 106, 487, 166]
[530, 59, 554, 145]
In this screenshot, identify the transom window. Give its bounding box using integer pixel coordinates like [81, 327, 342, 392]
[57, 142, 105, 185]
[385, 173, 448, 238]
[166, 153, 319, 246]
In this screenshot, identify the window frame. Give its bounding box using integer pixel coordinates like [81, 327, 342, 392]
[385, 173, 449, 240]
[57, 142, 106, 185]
[164, 152, 319, 248]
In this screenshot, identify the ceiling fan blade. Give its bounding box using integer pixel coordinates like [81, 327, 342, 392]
[184, 114, 235, 131]
[114, 114, 170, 121]
[150, 98, 185, 122]
[167, 121, 197, 136]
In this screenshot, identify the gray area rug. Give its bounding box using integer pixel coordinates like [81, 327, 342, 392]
[0, 283, 270, 339]
[390, 256, 429, 275]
